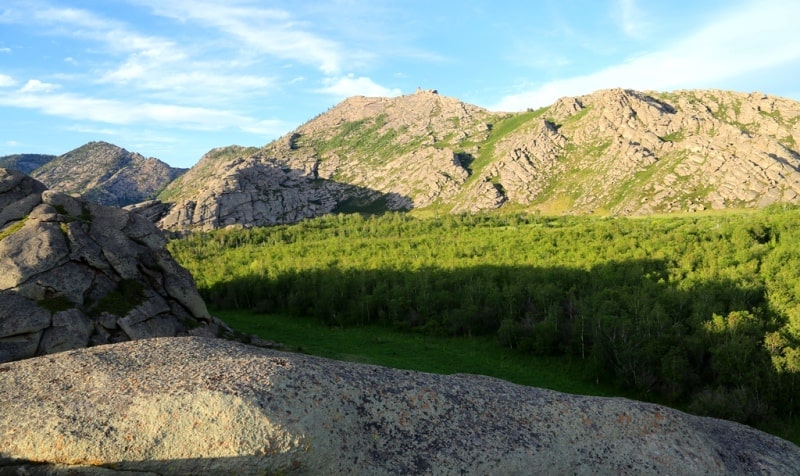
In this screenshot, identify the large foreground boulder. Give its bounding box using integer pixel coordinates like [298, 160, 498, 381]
[0, 168, 229, 363]
[1, 337, 798, 475]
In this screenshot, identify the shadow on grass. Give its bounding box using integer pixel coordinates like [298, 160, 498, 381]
[198, 258, 798, 431]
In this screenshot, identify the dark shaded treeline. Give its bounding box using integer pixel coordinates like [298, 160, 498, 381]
[169, 206, 800, 428]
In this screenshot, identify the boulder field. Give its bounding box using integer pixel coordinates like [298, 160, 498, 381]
[1, 336, 798, 475]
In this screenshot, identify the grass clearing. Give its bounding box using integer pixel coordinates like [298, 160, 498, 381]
[215, 309, 618, 397]
[216, 308, 800, 444]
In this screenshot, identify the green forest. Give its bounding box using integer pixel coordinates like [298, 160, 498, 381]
[169, 205, 800, 431]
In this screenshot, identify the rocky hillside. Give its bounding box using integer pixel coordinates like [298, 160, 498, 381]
[0, 168, 231, 363]
[150, 88, 800, 231]
[3, 336, 799, 474]
[28, 141, 186, 207]
[0, 153, 56, 174]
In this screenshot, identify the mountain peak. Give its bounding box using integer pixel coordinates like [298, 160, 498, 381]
[29, 142, 186, 207]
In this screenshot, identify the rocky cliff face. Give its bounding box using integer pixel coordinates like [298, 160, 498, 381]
[150, 88, 800, 231]
[154, 91, 492, 230]
[151, 145, 409, 231]
[487, 89, 800, 215]
[1, 336, 798, 475]
[30, 141, 186, 207]
[0, 168, 229, 363]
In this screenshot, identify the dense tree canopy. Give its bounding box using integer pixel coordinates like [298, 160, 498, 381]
[169, 205, 800, 426]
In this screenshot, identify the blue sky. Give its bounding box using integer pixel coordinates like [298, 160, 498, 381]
[1, 0, 799, 168]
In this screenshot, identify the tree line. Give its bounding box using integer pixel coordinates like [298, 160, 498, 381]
[168, 206, 800, 427]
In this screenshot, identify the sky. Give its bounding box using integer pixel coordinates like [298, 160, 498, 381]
[1, 0, 799, 168]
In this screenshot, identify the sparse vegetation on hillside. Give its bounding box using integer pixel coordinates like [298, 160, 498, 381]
[462, 107, 549, 187]
[157, 145, 258, 202]
[170, 206, 800, 436]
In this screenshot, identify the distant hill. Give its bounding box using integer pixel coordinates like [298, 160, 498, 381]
[0, 154, 56, 174]
[150, 88, 800, 231]
[26, 141, 187, 207]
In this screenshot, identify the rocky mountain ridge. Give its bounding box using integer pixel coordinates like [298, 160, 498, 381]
[0, 141, 186, 208]
[149, 88, 800, 231]
[0, 153, 56, 174]
[6, 88, 799, 230]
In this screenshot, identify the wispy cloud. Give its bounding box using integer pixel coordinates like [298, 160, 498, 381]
[2, 1, 279, 106]
[491, 1, 800, 111]
[316, 74, 402, 99]
[99, 62, 275, 100]
[1, 2, 174, 56]
[64, 125, 121, 136]
[613, 0, 650, 38]
[133, 0, 344, 75]
[0, 89, 243, 129]
[0, 82, 290, 140]
[0, 47, 10, 53]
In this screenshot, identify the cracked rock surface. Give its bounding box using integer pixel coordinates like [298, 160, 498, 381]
[1, 336, 799, 475]
[0, 169, 228, 363]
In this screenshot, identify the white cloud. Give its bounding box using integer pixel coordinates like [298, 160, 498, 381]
[1, 85, 288, 138]
[317, 74, 402, 99]
[6, 3, 174, 57]
[100, 64, 273, 97]
[30, 5, 117, 30]
[133, 0, 344, 74]
[20, 79, 59, 93]
[491, 1, 800, 111]
[0, 74, 16, 87]
[2, 2, 278, 105]
[0, 47, 10, 53]
[0, 89, 248, 129]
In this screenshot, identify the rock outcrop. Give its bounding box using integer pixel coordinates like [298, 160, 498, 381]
[495, 89, 800, 215]
[0, 168, 229, 363]
[154, 90, 491, 230]
[149, 88, 800, 231]
[1, 336, 798, 475]
[30, 141, 186, 207]
[155, 145, 413, 231]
